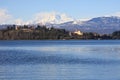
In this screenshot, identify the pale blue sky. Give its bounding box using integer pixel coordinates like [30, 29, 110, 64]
[0, 0, 120, 20]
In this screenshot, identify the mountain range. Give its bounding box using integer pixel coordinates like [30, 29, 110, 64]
[50, 16, 120, 34]
[1, 16, 120, 34]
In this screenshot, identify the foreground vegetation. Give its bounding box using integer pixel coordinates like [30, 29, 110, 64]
[0, 25, 119, 40]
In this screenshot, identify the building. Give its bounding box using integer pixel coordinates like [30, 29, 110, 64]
[74, 30, 83, 36]
[15, 26, 18, 30]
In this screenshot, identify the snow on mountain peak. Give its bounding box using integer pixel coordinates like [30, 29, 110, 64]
[34, 12, 74, 24]
[72, 20, 84, 25]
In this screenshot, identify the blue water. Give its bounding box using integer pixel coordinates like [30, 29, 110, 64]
[0, 40, 120, 80]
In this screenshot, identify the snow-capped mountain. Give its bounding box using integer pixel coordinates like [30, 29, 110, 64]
[1, 16, 120, 34]
[53, 16, 120, 34]
[34, 12, 73, 25]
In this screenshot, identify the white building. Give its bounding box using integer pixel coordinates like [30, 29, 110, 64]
[74, 30, 83, 36]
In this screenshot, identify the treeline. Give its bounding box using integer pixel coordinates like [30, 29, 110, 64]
[81, 31, 120, 40]
[0, 25, 120, 40]
[0, 25, 71, 40]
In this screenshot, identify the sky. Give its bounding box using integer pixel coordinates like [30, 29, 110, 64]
[0, 0, 120, 24]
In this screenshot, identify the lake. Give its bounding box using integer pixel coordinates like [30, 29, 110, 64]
[0, 40, 120, 80]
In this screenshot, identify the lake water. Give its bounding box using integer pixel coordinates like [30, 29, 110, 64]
[0, 40, 120, 80]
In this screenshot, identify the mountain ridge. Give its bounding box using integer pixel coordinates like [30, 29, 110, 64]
[52, 16, 120, 34]
[1, 16, 120, 34]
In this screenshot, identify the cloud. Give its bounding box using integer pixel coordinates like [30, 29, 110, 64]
[0, 11, 73, 25]
[0, 9, 12, 24]
[11, 12, 74, 25]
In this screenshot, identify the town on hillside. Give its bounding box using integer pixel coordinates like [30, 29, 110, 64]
[0, 25, 120, 40]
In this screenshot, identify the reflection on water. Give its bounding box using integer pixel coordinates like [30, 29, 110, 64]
[0, 40, 120, 80]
